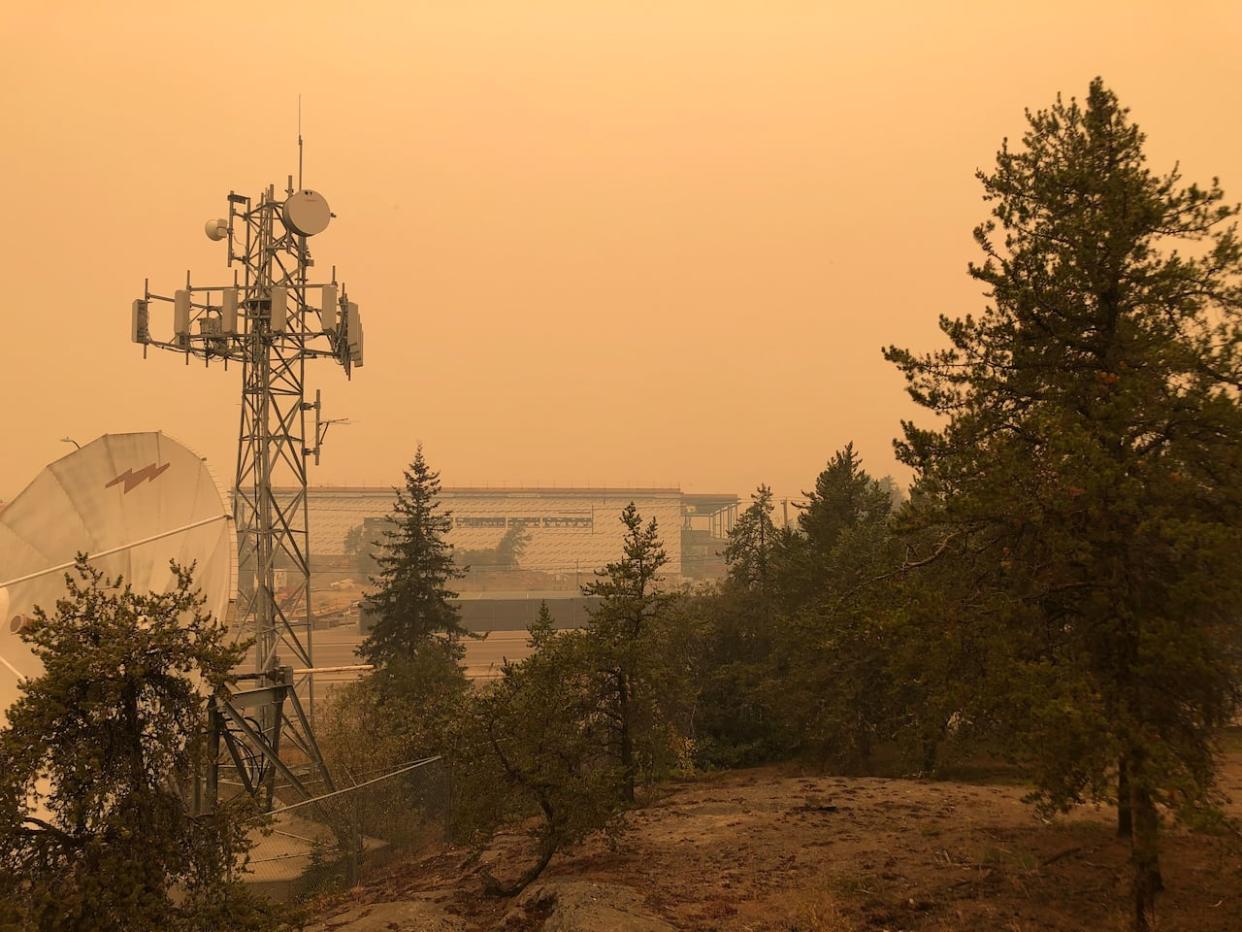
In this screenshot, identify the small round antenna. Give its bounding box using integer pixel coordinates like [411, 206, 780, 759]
[205, 218, 228, 241]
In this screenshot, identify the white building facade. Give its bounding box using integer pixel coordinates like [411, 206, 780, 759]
[303, 486, 687, 585]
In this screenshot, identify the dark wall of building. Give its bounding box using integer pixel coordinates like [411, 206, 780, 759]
[359, 595, 600, 634]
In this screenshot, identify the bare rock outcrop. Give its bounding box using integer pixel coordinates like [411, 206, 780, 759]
[305, 898, 468, 931]
[504, 879, 674, 931]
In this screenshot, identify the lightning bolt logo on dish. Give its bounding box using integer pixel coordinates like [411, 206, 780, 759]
[106, 462, 171, 493]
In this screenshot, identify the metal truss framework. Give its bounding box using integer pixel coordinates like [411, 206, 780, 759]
[134, 177, 362, 809]
[204, 667, 336, 811]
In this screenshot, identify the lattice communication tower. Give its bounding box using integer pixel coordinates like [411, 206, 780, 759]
[132, 174, 365, 805]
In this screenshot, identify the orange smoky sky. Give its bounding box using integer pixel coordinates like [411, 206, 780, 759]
[2, 2, 1240, 506]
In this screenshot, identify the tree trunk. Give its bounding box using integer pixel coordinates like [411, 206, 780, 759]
[480, 728, 562, 897]
[123, 680, 144, 795]
[921, 735, 938, 776]
[481, 836, 558, 897]
[855, 718, 873, 769]
[1117, 756, 1132, 838]
[618, 671, 635, 803]
[1129, 781, 1162, 931]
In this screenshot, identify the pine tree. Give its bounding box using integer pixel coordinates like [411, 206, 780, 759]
[358, 445, 467, 670]
[582, 503, 672, 803]
[0, 559, 285, 930]
[723, 485, 780, 598]
[885, 79, 1242, 928]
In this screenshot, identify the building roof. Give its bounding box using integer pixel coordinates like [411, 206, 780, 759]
[297, 486, 687, 499]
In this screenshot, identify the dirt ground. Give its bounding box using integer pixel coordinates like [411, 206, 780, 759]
[310, 735, 1242, 931]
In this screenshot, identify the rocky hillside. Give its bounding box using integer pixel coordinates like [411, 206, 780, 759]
[307, 740, 1242, 931]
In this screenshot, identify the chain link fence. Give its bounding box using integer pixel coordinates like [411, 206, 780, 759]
[241, 755, 453, 900]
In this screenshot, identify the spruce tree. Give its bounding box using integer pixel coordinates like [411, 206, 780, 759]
[358, 445, 466, 670]
[528, 599, 557, 648]
[885, 79, 1242, 928]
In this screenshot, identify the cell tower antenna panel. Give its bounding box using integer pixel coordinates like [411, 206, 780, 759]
[131, 175, 365, 810]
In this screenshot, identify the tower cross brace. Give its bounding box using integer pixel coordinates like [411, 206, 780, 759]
[133, 176, 364, 806]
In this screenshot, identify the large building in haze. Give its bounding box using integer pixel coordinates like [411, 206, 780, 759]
[301, 486, 739, 591]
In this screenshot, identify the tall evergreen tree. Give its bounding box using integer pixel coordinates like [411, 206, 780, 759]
[798, 443, 893, 558]
[778, 444, 896, 610]
[358, 445, 467, 669]
[885, 79, 1242, 928]
[582, 504, 673, 803]
[723, 485, 780, 598]
[0, 560, 284, 930]
[770, 449, 902, 764]
[696, 486, 786, 766]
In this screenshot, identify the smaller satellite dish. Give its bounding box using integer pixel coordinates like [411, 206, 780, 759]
[205, 218, 229, 241]
[283, 190, 331, 237]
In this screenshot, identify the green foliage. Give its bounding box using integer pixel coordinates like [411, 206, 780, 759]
[0, 559, 289, 931]
[10, 74, 1238, 932]
[358, 445, 467, 671]
[766, 450, 906, 767]
[320, 447, 471, 885]
[693, 452, 910, 770]
[885, 78, 1242, 927]
[878, 538, 1010, 774]
[799, 444, 894, 558]
[312, 653, 463, 894]
[401, 81, 1241, 928]
[528, 598, 557, 647]
[445, 506, 699, 897]
[451, 611, 622, 895]
[581, 503, 683, 802]
[314, 454, 474, 886]
[328, 640, 468, 771]
[695, 487, 784, 767]
[343, 523, 375, 580]
[723, 485, 780, 597]
[430, 79, 1241, 930]
[456, 524, 529, 571]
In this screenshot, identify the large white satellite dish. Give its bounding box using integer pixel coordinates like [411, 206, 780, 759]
[0, 432, 235, 722]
